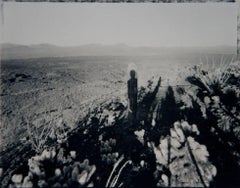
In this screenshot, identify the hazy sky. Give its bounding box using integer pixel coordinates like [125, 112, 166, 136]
[2, 3, 238, 47]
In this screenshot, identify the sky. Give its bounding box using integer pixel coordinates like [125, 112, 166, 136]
[1, 2, 238, 47]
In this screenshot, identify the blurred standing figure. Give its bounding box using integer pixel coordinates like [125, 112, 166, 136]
[128, 70, 138, 123]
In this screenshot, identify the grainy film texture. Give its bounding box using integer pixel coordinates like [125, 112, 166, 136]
[0, 2, 239, 188]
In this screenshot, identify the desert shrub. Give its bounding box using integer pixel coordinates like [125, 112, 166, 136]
[49, 117, 70, 145]
[25, 114, 54, 154]
[100, 138, 119, 165]
[24, 101, 73, 154]
[177, 59, 240, 186]
[25, 115, 71, 154]
[184, 59, 239, 99]
[182, 59, 240, 138]
[185, 58, 237, 94]
[10, 148, 96, 188]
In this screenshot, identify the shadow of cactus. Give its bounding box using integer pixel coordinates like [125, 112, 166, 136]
[136, 77, 161, 128]
[149, 86, 181, 145]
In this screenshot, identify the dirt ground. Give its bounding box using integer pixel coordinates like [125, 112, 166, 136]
[0, 56, 128, 149]
[0, 54, 221, 150]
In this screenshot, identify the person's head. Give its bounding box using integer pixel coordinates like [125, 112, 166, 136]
[130, 70, 136, 78]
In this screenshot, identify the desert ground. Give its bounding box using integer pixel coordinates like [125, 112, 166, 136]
[1, 54, 239, 187]
[0, 54, 195, 148]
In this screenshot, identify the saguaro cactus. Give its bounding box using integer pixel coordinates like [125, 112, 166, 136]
[128, 70, 138, 124]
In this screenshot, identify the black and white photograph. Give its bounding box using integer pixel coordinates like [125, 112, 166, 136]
[0, 2, 239, 187]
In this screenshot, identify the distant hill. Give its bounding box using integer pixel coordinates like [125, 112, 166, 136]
[1, 43, 236, 60]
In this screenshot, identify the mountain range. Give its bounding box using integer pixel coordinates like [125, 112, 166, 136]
[1, 43, 236, 60]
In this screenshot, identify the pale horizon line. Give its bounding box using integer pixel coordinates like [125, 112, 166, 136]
[2, 42, 237, 49]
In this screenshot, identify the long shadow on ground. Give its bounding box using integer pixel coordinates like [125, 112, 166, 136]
[147, 86, 181, 146]
[136, 78, 161, 128]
